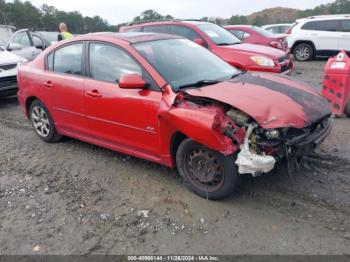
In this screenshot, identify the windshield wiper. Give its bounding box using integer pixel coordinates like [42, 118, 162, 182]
[178, 80, 220, 89]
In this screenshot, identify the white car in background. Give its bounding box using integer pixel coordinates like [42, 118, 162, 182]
[287, 15, 350, 61]
[262, 24, 292, 34]
[0, 46, 26, 97]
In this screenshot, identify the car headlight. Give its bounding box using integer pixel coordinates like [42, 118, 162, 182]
[250, 56, 275, 67]
[265, 129, 280, 140]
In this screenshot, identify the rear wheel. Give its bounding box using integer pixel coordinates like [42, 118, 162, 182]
[293, 43, 314, 61]
[29, 100, 62, 143]
[176, 138, 239, 200]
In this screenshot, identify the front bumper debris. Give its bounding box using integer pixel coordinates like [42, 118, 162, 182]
[235, 125, 276, 176]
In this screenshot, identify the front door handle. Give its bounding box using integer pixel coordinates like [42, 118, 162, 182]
[86, 90, 102, 98]
[44, 81, 53, 88]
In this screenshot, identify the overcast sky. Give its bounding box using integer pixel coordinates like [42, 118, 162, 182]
[29, 0, 335, 24]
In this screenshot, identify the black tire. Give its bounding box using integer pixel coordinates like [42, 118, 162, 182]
[345, 101, 350, 118]
[176, 138, 240, 200]
[293, 43, 314, 61]
[29, 100, 62, 143]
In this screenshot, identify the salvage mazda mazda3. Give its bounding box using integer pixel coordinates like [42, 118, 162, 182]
[17, 33, 333, 199]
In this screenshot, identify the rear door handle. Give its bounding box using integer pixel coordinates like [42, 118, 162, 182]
[44, 81, 53, 88]
[86, 90, 102, 98]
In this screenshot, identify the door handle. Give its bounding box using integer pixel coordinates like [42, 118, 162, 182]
[86, 90, 102, 98]
[44, 81, 53, 88]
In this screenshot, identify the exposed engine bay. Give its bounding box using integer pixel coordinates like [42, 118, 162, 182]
[170, 93, 333, 177]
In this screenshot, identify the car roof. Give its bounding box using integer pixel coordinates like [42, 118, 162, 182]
[74, 32, 180, 44]
[126, 20, 212, 27]
[225, 25, 254, 28]
[262, 24, 292, 27]
[297, 14, 350, 22]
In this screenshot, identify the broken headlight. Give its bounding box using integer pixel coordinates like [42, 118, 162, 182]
[265, 129, 280, 140]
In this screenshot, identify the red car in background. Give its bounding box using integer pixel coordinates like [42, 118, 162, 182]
[17, 33, 332, 200]
[121, 21, 293, 74]
[224, 25, 289, 52]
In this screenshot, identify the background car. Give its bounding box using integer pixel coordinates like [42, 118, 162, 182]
[287, 15, 350, 61]
[120, 20, 293, 74]
[224, 25, 289, 51]
[0, 25, 15, 46]
[262, 23, 293, 34]
[18, 32, 331, 200]
[6, 29, 55, 60]
[0, 46, 26, 97]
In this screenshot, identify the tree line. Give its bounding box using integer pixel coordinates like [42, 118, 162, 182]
[0, 0, 117, 33]
[0, 0, 349, 34]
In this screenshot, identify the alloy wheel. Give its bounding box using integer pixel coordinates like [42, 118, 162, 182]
[31, 106, 51, 138]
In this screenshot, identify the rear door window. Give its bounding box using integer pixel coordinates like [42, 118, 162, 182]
[302, 20, 340, 31]
[143, 25, 170, 33]
[47, 43, 83, 76]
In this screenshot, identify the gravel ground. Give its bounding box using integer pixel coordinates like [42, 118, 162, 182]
[0, 60, 350, 255]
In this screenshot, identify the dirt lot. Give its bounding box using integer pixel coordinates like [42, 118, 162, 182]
[0, 60, 350, 255]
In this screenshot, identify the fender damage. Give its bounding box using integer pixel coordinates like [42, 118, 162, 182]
[160, 72, 333, 176]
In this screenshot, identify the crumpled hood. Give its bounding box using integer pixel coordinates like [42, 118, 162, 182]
[185, 72, 331, 129]
[0, 50, 23, 65]
[222, 43, 286, 59]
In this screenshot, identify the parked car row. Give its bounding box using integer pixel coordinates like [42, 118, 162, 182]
[120, 21, 293, 74]
[16, 32, 333, 200]
[0, 45, 26, 97]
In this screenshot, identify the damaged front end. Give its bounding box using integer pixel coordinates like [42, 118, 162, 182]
[162, 89, 333, 177]
[237, 114, 334, 177]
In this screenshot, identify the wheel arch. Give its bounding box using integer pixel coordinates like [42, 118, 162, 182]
[170, 131, 187, 162]
[25, 96, 40, 118]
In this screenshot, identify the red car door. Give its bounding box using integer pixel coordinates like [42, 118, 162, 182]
[83, 42, 162, 156]
[44, 42, 88, 136]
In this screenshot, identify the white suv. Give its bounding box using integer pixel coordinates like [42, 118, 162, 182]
[287, 15, 350, 61]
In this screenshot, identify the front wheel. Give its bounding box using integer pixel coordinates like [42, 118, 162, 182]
[176, 138, 240, 200]
[293, 43, 314, 61]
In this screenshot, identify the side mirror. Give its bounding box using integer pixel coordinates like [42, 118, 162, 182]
[193, 38, 205, 46]
[119, 74, 146, 89]
[7, 43, 22, 51]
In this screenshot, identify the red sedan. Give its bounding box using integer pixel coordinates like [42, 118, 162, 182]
[121, 21, 293, 75]
[224, 25, 289, 51]
[18, 33, 332, 200]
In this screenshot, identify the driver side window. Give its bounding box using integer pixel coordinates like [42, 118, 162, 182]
[89, 43, 142, 83]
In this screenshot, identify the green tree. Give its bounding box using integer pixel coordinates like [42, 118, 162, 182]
[133, 10, 174, 22]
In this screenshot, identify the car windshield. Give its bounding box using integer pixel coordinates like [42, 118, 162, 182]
[133, 38, 239, 90]
[197, 23, 241, 45]
[252, 26, 274, 37]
